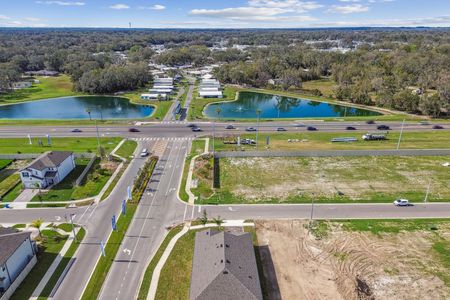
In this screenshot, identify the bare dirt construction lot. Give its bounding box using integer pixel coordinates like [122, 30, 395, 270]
[256, 220, 450, 300]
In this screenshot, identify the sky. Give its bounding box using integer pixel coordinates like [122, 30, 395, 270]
[0, 0, 449, 28]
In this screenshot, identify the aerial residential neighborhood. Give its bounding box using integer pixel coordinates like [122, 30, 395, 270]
[0, 1, 449, 300]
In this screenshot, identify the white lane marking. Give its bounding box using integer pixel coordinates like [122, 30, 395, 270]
[183, 204, 188, 222]
[228, 207, 234, 211]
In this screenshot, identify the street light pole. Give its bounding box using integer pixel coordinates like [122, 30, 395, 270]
[95, 119, 101, 154]
[397, 118, 405, 150]
[69, 213, 77, 242]
[255, 109, 261, 150]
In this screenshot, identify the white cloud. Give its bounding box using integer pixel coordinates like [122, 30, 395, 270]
[313, 15, 450, 27]
[248, 0, 322, 12]
[0, 15, 11, 20]
[327, 4, 369, 14]
[368, 0, 395, 3]
[24, 17, 42, 22]
[109, 4, 130, 10]
[190, 7, 289, 19]
[339, 0, 360, 2]
[36, 1, 85, 6]
[139, 4, 166, 10]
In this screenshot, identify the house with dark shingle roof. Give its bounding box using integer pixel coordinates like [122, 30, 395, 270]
[20, 151, 75, 189]
[189, 229, 263, 300]
[0, 227, 36, 297]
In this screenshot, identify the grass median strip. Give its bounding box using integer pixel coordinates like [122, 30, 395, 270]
[81, 202, 138, 300]
[38, 227, 86, 300]
[115, 140, 137, 160]
[179, 139, 206, 202]
[137, 225, 184, 300]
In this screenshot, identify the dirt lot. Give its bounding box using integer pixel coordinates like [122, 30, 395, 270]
[256, 220, 450, 300]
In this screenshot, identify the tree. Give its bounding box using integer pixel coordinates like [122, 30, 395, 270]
[199, 210, 208, 226]
[213, 216, 223, 229]
[419, 94, 448, 118]
[31, 218, 43, 239]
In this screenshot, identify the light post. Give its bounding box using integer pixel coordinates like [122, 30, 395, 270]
[309, 193, 315, 232]
[98, 105, 103, 122]
[86, 108, 92, 121]
[69, 213, 77, 242]
[396, 118, 405, 150]
[95, 119, 101, 154]
[213, 108, 221, 154]
[255, 109, 261, 150]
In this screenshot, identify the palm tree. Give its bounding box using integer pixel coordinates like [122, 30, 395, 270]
[199, 210, 208, 226]
[31, 218, 43, 239]
[86, 108, 92, 121]
[213, 215, 224, 229]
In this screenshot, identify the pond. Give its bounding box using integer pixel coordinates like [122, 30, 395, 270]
[0, 96, 154, 119]
[204, 92, 381, 119]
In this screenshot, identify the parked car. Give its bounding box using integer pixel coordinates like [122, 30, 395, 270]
[377, 125, 390, 130]
[140, 148, 149, 157]
[346, 126, 356, 130]
[192, 127, 202, 132]
[432, 125, 444, 129]
[71, 129, 82, 133]
[393, 199, 412, 206]
[129, 128, 140, 132]
[277, 127, 287, 132]
[225, 125, 236, 129]
[246, 127, 257, 132]
[366, 120, 375, 124]
[307, 126, 317, 131]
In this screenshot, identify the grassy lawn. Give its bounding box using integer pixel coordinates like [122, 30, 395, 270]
[31, 158, 116, 202]
[2, 182, 23, 202]
[201, 155, 450, 204]
[10, 229, 69, 300]
[37, 227, 86, 300]
[188, 86, 237, 121]
[0, 173, 21, 199]
[179, 139, 206, 202]
[302, 78, 336, 97]
[100, 161, 127, 201]
[123, 90, 173, 121]
[0, 159, 12, 170]
[81, 202, 138, 300]
[137, 225, 184, 300]
[0, 137, 121, 154]
[155, 229, 196, 300]
[0, 75, 78, 105]
[115, 140, 137, 159]
[213, 131, 450, 152]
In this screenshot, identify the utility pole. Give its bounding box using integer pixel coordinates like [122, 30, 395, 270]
[397, 118, 405, 150]
[255, 109, 261, 150]
[95, 119, 102, 154]
[424, 179, 432, 202]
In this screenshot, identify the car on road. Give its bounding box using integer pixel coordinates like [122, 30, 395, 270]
[225, 125, 236, 129]
[432, 125, 444, 129]
[346, 126, 356, 130]
[393, 199, 412, 206]
[192, 127, 202, 132]
[246, 127, 257, 132]
[187, 124, 197, 128]
[294, 123, 306, 127]
[377, 125, 390, 130]
[129, 128, 140, 132]
[419, 121, 430, 125]
[366, 120, 376, 124]
[307, 126, 317, 131]
[140, 148, 149, 157]
[277, 127, 287, 132]
[71, 129, 82, 133]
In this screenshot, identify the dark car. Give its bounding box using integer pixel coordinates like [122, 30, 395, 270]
[377, 125, 390, 130]
[186, 124, 197, 128]
[432, 125, 444, 129]
[307, 126, 318, 131]
[346, 126, 356, 130]
[277, 127, 287, 132]
[71, 129, 82, 133]
[129, 128, 140, 132]
[225, 125, 235, 130]
[246, 127, 257, 132]
[366, 120, 376, 124]
[192, 127, 202, 132]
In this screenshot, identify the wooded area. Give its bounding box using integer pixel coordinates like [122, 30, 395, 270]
[0, 28, 448, 117]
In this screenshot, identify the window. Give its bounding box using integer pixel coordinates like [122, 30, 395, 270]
[22, 172, 29, 177]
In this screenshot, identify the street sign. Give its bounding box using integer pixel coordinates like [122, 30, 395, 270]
[112, 215, 117, 231]
[100, 240, 106, 257]
[127, 186, 132, 201]
[47, 134, 51, 146]
[121, 200, 126, 215]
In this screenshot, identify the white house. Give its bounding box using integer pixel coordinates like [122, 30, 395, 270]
[20, 151, 75, 189]
[199, 90, 223, 98]
[141, 93, 167, 100]
[0, 227, 36, 298]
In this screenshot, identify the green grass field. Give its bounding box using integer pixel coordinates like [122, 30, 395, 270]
[302, 78, 336, 97]
[188, 87, 237, 120]
[31, 158, 115, 202]
[115, 140, 137, 159]
[179, 139, 206, 202]
[0, 75, 78, 105]
[0, 159, 12, 170]
[0, 173, 21, 199]
[10, 230, 69, 300]
[213, 131, 450, 152]
[0, 137, 121, 154]
[200, 155, 450, 204]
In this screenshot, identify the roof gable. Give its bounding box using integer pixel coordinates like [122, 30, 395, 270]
[0, 228, 32, 266]
[25, 151, 73, 171]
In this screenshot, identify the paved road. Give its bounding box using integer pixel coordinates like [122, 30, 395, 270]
[99, 139, 189, 300]
[0, 121, 448, 139]
[163, 86, 185, 122]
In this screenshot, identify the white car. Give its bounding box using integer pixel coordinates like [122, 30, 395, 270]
[393, 199, 412, 206]
[140, 149, 149, 157]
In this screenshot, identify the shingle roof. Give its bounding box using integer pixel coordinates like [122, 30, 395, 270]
[0, 227, 32, 266]
[26, 151, 73, 172]
[189, 229, 263, 300]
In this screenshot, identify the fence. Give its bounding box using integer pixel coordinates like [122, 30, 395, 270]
[214, 149, 450, 158]
[75, 155, 98, 186]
